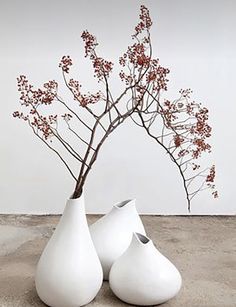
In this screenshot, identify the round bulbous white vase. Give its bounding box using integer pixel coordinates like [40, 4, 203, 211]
[109, 232, 182, 306]
[35, 194, 103, 307]
[89, 199, 146, 280]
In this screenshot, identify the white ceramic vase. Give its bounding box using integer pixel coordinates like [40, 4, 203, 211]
[35, 194, 103, 307]
[89, 199, 146, 280]
[109, 232, 182, 306]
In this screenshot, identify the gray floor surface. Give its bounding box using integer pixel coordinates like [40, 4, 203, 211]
[0, 215, 235, 307]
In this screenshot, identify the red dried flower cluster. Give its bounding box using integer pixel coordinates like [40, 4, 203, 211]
[81, 30, 113, 81]
[147, 60, 170, 91]
[80, 92, 102, 107]
[195, 108, 211, 138]
[192, 138, 211, 159]
[179, 88, 192, 98]
[31, 115, 57, 140]
[17, 75, 58, 107]
[190, 108, 212, 160]
[174, 135, 184, 147]
[158, 92, 212, 160]
[119, 71, 134, 86]
[206, 165, 216, 183]
[153, 88, 217, 204]
[81, 30, 98, 59]
[14, 75, 59, 141]
[93, 57, 113, 80]
[68, 78, 102, 107]
[160, 100, 178, 126]
[120, 43, 150, 69]
[120, 48, 169, 91]
[68, 79, 82, 101]
[206, 166, 218, 198]
[59, 56, 72, 73]
[13, 111, 28, 121]
[119, 16, 169, 92]
[134, 5, 152, 36]
[42, 81, 58, 104]
[13, 109, 57, 140]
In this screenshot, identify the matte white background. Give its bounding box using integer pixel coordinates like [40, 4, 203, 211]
[0, 0, 235, 214]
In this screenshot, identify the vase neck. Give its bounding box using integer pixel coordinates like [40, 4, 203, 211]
[64, 193, 86, 217]
[130, 232, 155, 251]
[112, 199, 136, 213]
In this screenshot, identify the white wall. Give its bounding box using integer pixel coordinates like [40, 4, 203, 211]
[0, 0, 235, 215]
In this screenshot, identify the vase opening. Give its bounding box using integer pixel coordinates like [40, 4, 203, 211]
[135, 232, 150, 244]
[114, 199, 134, 209]
[69, 190, 83, 200]
[69, 189, 84, 201]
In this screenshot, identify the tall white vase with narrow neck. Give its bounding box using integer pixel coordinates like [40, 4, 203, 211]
[109, 232, 182, 306]
[35, 194, 103, 307]
[89, 199, 146, 280]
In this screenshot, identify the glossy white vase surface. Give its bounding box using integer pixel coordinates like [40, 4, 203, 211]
[89, 199, 146, 280]
[109, 232, 182, 306]
[35, 194, 103, 307]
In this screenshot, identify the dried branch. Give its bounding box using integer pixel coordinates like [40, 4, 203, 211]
[13, 5, 217, 209]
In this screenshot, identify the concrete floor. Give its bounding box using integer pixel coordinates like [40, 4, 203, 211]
[0, 215, 235, 307]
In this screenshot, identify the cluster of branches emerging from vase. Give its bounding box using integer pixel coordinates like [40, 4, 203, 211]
[13, 5, 217, 210]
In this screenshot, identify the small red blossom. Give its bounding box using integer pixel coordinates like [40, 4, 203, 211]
[192, 163, 200, 171]
[178, 149, 189, 157]
[174, 135, 184, 147]
[62, 113, 72, 122]
[147, 71, 156, 82]
[212, 191, 218, 198]
[179, 88, 193, 98]
[13, 111, 28, 121]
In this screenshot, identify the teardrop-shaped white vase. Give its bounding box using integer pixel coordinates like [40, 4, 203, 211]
[89, 199, 146, 280]
[109, 232, 182, 306]
[35, 194, 103, 307]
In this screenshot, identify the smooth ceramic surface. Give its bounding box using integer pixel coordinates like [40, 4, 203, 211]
[35, 194, 103, 307]
[90, 199, 146, 280]
[109, 232, 182, 306]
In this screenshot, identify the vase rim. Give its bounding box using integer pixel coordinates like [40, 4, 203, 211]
[67, 192, 85, 204]
[134, 232, 152, 245]
[113, 198, 136, 209]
